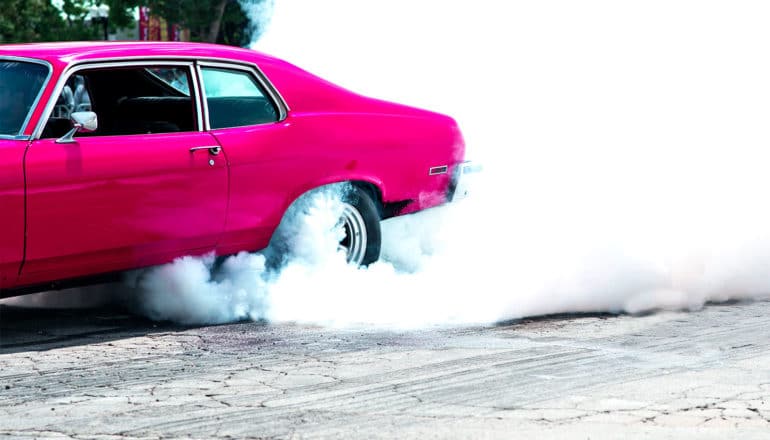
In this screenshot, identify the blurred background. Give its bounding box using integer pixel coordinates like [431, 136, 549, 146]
[0, 0, 271, 46]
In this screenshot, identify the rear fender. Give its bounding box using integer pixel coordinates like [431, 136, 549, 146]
[268, 175, 386, 238]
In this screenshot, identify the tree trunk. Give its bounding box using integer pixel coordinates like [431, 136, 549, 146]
[205, 0, 228, 43]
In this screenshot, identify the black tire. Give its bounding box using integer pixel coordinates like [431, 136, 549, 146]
[265, 183, 382, 269]
[340, 185, 381, 266]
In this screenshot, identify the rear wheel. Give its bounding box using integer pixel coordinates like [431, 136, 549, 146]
[339, 186, 381, 266]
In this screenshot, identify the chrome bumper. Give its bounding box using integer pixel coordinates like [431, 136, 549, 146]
[450, 161, 481, 202]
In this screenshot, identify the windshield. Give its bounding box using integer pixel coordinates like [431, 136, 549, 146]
[0, 61, 48, 136]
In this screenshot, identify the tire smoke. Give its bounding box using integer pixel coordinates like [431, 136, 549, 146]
[7, 1, 770, 327]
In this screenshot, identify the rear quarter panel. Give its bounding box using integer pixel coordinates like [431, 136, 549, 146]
[216, 54, 465, 254]
[255, 53, 466, 202]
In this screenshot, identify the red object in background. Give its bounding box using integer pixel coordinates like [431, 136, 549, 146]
[171, 24, 190, 42]
[148, 14, 160, 41]
[139, 6, 188, 41]
[138, 7, 149, 40]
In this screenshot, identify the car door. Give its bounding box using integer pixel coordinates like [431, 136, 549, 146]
[196, 62, 289, 255]
[0, 139, 27, 290]
[18, 62, 228, 287]
[0, 58, 50, 291]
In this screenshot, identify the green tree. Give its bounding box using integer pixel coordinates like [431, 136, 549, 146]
[218, 0, 254, 46]
[0, 0, 97, 43]
[0, 0, 267, 46]
[105, 0, 140, 30]
[143, 0, 250, 44]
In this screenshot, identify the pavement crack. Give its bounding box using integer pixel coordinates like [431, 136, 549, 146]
[205, 393, 233, 408]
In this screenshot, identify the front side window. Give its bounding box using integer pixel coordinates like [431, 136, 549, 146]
[0, 61, 48, 136]
[51, 74, 92, 119]
[201, 66, 278, 129]
[42, 65, 196, 138]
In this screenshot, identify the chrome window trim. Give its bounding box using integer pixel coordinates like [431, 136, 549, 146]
[61, 54, 289, 114]
[194, 64, 210, 131]
[0, 56, 53, 139]
[188, 64, 204, 131]
[197, 60, 288, 126]
[31, 60, 202, 140]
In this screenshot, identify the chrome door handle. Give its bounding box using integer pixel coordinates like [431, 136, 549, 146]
[190, 145, 221, 155]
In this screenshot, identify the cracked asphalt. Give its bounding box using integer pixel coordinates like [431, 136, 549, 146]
[1, 300, 769, 439]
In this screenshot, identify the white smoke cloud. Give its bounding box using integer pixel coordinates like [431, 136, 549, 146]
[7, 1, 770, 326]
[238, 0, 275, 42]
[248, 0, 770, 325]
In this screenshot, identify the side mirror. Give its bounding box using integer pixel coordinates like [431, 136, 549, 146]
[56, 111, 98, 143]
[71, 111, 98, 132]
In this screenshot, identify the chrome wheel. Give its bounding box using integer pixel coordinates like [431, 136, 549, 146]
[269, 184, 382, 268]
[338, 202, 368, 265]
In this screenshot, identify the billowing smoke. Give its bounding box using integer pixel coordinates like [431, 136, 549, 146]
[226, 0, 770, 327]
[124, 184, 349, 325]
[238, 0, 275, 42]
[7, 1, 770, 327]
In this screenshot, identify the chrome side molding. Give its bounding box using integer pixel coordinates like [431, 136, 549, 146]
[429, 165, 448, 175]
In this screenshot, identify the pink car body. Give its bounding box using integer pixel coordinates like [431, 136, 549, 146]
[0, 42, 466, 296]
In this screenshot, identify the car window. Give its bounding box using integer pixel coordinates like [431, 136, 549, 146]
[42, 65, 197, 138]
[201, 67, 278, 129]
[52, 74, 92, 119]
[147, 68, 190, 96]
[0, 61, 48, 136]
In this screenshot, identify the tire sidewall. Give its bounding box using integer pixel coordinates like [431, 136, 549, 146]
[344, 186, 381, 266]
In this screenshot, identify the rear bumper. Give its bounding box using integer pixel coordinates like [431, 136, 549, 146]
[449, 161, 481, 202]
[383, 160, 480, 218]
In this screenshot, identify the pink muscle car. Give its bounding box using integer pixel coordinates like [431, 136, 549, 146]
[0, 42, 471, 297]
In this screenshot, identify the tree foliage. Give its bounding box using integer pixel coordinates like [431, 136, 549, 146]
[0, 0, 267, 46]
[142, 0, 262, 44]
[0, 0, 97, 43]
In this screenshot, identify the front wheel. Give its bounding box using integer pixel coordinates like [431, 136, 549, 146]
[338, 186, 381, 266]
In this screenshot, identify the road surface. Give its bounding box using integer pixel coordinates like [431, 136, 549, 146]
[1, 300, 769, 439]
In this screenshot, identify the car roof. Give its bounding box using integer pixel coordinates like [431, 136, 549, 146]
[0, 41, 275, 68]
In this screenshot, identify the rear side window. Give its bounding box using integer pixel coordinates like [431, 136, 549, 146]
[201, 67, 278, 129]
